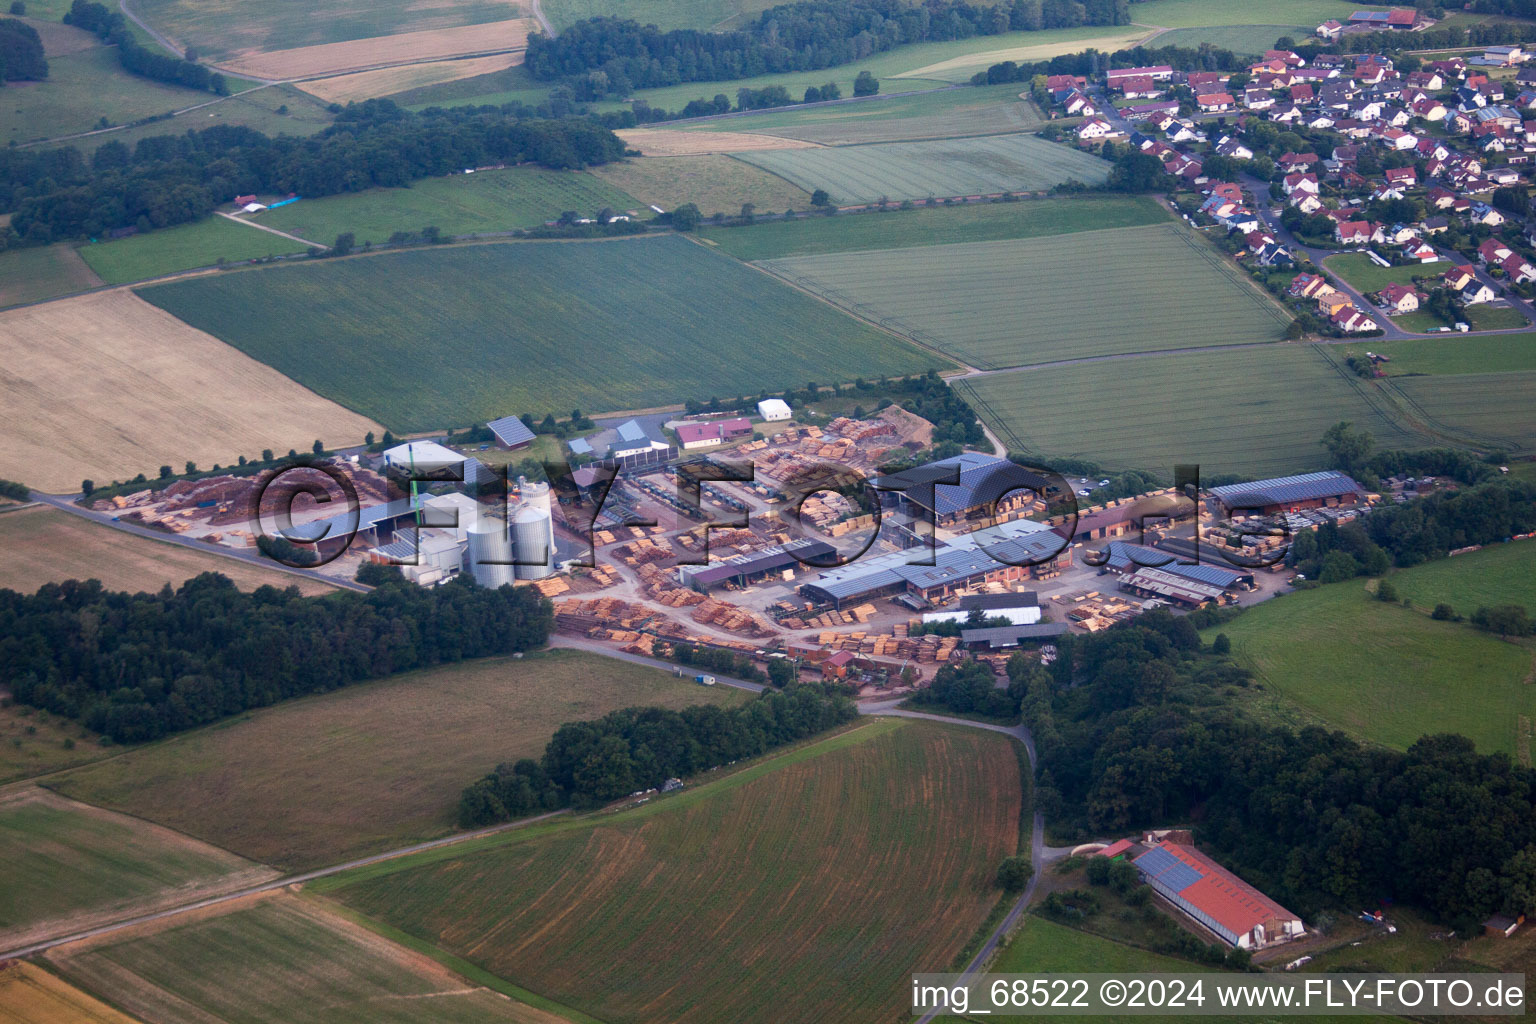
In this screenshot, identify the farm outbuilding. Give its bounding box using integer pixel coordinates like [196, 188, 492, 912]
[487, 415, 536, 450]
[1133, 841, 1304, 950]
[758, 398, 792, 421]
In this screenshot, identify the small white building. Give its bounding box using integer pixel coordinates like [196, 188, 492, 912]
[758, 398, 792, 422]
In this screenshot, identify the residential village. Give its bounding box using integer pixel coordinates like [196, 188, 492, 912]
[1044, 11, 1536, 338]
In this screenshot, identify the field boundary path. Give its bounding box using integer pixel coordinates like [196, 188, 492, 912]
[217, 210, 328, 250]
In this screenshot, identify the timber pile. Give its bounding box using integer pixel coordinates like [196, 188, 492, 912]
[532, 576, 570, 597]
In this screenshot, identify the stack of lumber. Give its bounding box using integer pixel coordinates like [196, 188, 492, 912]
[532, 576, 570, 597]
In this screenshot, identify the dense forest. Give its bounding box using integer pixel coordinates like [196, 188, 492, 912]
[0, 18, 47, 83]
[1019, 610, 1536, 931]
[458, 685, 858, 824]
[0, 572, 553, 743]
[0, 101, 626, 244]
[63, 0, 225, 94]
[526, 0, 1129, 98]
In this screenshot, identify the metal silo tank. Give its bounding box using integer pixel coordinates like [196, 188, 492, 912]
[467, 516, 516, 589]
[513, 503, 554, 580]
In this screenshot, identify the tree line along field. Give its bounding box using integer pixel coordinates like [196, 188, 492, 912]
[690, 84, 1046, 146]
[734, 133, 1111, 204]
[703, 194, 1168, 262]
[253, 167, 641, 246]
[954, 344, 1430, 479]
[0, 290, 380, 494]
[78, 217, 309, 285]
[3, 46, 212, 146]
[321, 719, 1023, 1024]
[890, 25, 1150, 84]
[0, 505, 336, 598]
[45, 894, 563, 1024]
[760, 223, 1291, 370]
[0, 788, 277, 953]
[51, 650, 749, 871]
[135, 235, 946, 432]
[1207, 569, 1536, 760]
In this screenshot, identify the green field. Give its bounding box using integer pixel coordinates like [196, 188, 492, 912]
[0, 703, 108, 786]
[1324, 252, 1439, 294]
[1132, 0, 1379, 28]
[956, 344, 1430, 477]
[0, 790, 268, 948]
[135, 234, 944, 431]
[694, 83, 1045, 145]
[254, 167, 640, 245]
[78, 217, 309, 284]
[48, 896, 548, 1024]
[735, 133, 1110, 204]
[135, 0, 524, 59]
[52, 649, 749, 870]
[1150, 24, 1303, 54]
[1389, 542, 1536, 620]
[1, 46, 210, 146]
[1395, 303, 1529, 334]
[761, 222, 1290, 370]
[1388, 371, 1536, 452]
[1341, 332, 1536, 376]
[544, 0, 782, 30]
[1212, 577, 1535, 757]
[589, 153, 812, 216]
[0, 243, 102, 308]
[701, 195, 1168, 261]
[46, 83, 336, 155]
[324, 719, 1024, 1024]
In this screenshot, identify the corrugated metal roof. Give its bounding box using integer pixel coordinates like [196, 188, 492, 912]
[803, 519, 1063, 601]
[959, 623, 1069, 644]
[1208, 471, 1362, 508]
[878, 452, 1046, 517]
[487, 415, 535, 447]
[1135, 843, 1300, 937]
[617, 419, 648, 442]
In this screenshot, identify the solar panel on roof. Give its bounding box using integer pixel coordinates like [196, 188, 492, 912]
[486, 415, 535, 447]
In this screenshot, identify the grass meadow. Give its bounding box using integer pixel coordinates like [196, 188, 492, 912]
[0, 702, 108, 787]
[1388, 542, 1536, 616]
[1340, 332, 1536, 376]
[1324, 252, 1440, 294]
[0, 789, 272, 950]
[701, 194, 1167, 261]
[590, 152, 813, 215]
[954, 344, 1430, 478]
[135, 234, 945, 431]
[0, 244, 101, 309]
[79, 217, 309, 285]
[1209, 577, 1534, 758]
[47, 895, 555, 1024]
[762, 222, 1290, 369]
[1, 47, 207, 146]
[735, 133, 1111, 204]
[52, 649, 749, 870]
[255, 167, 640, 244]
[325, 719, 1024, 1024]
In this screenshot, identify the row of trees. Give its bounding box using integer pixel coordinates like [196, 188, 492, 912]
[1, 100, 626, 244]
[528, 0, 1129, 98]
[458, 685, 857, 824]
[1024, 610, 1536, 931]
[63, 0, 226, 94]
[0, 572, 554, 743]
[971, 40, 1245, 87]
[0, 17, 46, 82]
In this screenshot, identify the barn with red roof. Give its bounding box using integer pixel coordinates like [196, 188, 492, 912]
[1133, 842, 1305, 949]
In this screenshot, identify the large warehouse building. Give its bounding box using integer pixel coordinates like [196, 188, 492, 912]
[1208, 471, 1365, 516]
[1132, 842, 1305, 950]
[877, 452, 1049, 528]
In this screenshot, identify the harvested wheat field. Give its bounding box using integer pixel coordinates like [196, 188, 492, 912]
[299, 52, 523, 104]
[218, 19, 534, 79]
[0, 505, 337, 596]
[0, 290, 379, 493]
[0, 961, 141, 1024]
[616, 127, 820, 156]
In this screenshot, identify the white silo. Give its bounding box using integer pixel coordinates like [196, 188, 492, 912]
[467, 516, 516, 589]
[513, 502, 554, 580]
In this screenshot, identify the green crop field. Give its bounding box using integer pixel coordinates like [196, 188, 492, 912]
[324, 719, 1024, 1024]
[1210, 578, 1535, 757]
[1324, 252, 1438, 294]
[1389, 542, 1536, 618]
[702, 195, 1168, 261]
[591, 154, 812, 216]
[694, 84, 1045, 145]
[135, 0, 524, 59]
[886, 25, 1152, 84]
[761, 222, 1290, 370]
[48, 895, 553, 1024]
[735, 133, 1111, 204]
[0, 243, 102, 308]
[544, 0, 782, 31]
[955, 344, 1430, 478]
[44, 83, 336, 155]
[1132, 0, 1379, 28]
[135, 234, 944, 431]
[1150, 25, 1304, 54]
[1, 46, 210, 146]
[1388, 372, 1536, 452]
[52, 649, 748, 871]
[0, 789, 270, 949]
[255, 168, 640, 245]
[1341, 333, 1536, 376]
[79, 217, 309, 285]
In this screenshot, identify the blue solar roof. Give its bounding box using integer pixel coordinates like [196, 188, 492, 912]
[486, 415, 535, 447]
[1208, 471, 1362, 508]
[1135, 846, 1205, 893]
